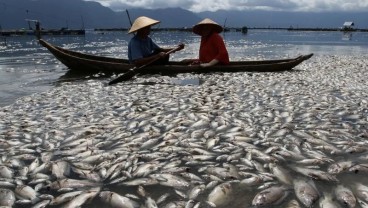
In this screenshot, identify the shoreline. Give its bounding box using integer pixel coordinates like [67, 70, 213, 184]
[2, 27, 367, 37]
[94, 27, 368, 32]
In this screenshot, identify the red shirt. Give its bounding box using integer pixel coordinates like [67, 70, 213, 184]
[199, 33, 229, 64]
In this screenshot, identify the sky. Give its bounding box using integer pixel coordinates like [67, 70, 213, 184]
[86, 0, 368, 13]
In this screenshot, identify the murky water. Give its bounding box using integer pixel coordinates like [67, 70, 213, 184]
[1, 30, 368, 107]
[1, 30, 368, 208]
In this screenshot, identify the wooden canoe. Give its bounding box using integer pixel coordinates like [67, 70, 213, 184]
[39, 39, 313, 75]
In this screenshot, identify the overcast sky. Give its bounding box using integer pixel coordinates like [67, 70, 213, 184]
[86, 0, 368, 12]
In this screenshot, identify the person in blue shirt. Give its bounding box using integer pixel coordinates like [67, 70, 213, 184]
[128, 16, 185, 66]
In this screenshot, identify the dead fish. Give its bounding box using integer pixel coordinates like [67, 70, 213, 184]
[179, 172, 204, 183]
[319, 192, 342, 208]
[144, 196, 158, 208]
[50, 160, 71, 179]
[0, 188, 16, 207]
[31, 162, 51, 175]
[0, 166, 14, 178]
[327, 160, 355, 174]
[303, 149, 334, 164]
[132, 162, 160, 177]
[48, 178, 101, 190]
[349, 163, 368, 174]
[14, 185, 38, 202]
[162, 200, 186, 208]
[99, 190, 139, 208]
[121, 178, 159, 186]
[345, 145, 368, 154]
[31, 199, 51, 208]
[28, 158, 40, 172]
[62, 187, 100, 208]
[352, 182, 368, 202]
[185, 199, 196, 208]
[334, 185, 356, 208]
[188, 184, 205, 200]
[137, 186, 158, 208]
[290, 166, 339, 182]
[285, 199, 302, 208]
[156, 193, 170, 205]
[17, 166, 29, 178]
[15, 199, 32, 205]
[269, 163, 293, 185]
[207, 182, 233, 207]
[252, 185, 290, 207]
[49, 190, 83, 206]
[206, 137, 219, 150]
[38, 194, 54, 200]
[0, 180, 16, 188]
[293, 178, 319, 207]
[140, 137, 162, 150]
[224, 163, 240, 179]
[150, 173, 190, 189]
[295, 158, 326, 165]
[71, 167, 101, 182]
[205, 181, 220, 191]
[205, 166, 234, 180]
[357, 197, 368, 208]
[249, 149, 277, 163]
[314, 142, 343, 155]
[239, 175, 263, 187]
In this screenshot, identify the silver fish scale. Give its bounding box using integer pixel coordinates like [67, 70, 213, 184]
[0, 55, 368, 207]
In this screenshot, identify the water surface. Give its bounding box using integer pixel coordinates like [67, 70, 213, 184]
[1, 30, 368, 106]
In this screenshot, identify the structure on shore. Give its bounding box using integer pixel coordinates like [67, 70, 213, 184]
[0, 28, 85, 37]
[342, 21, 354, 31]
[0, 19, 85, 37]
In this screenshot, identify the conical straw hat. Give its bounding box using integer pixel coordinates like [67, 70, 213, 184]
[128, 16, 160, 33]
[192, 18, 223, 35]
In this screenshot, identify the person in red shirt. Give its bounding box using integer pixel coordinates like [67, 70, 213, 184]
[191, 18, 230, 67]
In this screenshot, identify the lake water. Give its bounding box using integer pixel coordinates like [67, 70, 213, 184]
[1, 30, 368, 207]
[1, 29, 368, 107]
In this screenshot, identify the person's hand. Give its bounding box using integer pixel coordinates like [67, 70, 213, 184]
[190, 60, 201, 65]
[157, 52, 166, 58]
[200, 63, 212, 68]
[177, 43, 185, 51]
[200, 59, 219, 68]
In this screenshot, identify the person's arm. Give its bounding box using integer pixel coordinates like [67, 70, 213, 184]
[160, 43, 185, 53]
[200, 59, 219, 68]
[132, 43, 185, 67]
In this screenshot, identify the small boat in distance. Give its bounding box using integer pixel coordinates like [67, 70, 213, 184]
[39, 39, 313, 75]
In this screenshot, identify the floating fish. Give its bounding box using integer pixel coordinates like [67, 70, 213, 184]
[293, 178, 319, 207]
[252, 185, 290, 207]
[334, 184, 356, 208]
[207, 182, 233, 207]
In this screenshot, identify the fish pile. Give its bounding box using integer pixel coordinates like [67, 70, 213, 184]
[0, 54, 368, 207]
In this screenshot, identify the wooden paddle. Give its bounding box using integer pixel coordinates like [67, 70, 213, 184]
[108, 46, 182, 85]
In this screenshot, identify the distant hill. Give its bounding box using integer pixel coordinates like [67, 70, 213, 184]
[0, 0, 201, 29]
[1, 0, 367, 30]
[0, 0, 121, 29]
[118, 8, 202, 29]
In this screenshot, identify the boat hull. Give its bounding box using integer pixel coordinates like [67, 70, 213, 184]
[39, 39, 313, 75]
